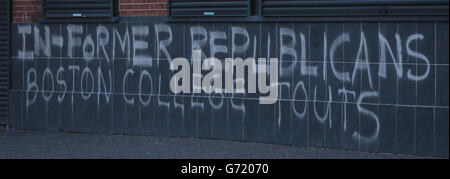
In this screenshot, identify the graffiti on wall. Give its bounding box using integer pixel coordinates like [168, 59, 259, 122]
[10, 22, 449, 157]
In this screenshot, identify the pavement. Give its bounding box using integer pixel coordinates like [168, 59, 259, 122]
[0, 125, 439, 159]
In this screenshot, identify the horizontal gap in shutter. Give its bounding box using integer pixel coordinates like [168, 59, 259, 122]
[169, 0, 251, 17]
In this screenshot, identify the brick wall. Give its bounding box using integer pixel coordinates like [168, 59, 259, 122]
[13, 0, 42, 23]
[120, 0, 167, 16]
[12, 0, 168, 23]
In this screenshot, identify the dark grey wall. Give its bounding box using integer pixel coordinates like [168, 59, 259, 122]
[9, 21, 449, 158]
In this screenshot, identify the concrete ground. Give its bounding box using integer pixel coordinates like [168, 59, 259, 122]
[0, 125, 438, 159]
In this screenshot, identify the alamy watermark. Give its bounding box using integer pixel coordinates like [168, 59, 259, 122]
[170, 50, 279, 104]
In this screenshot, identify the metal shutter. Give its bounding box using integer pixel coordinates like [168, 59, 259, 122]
[43, 0, 114, 18]
[261, 0, 449, 17]
[0, 0, 9, 125]
[169, 0, 251, 17]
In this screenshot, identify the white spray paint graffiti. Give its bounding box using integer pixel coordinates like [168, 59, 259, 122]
[16, 23, 435, 145]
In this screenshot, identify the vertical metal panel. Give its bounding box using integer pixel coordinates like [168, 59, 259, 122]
[0, 0, 9, 124]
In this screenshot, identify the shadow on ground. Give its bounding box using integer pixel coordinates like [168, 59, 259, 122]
[0, 126, 439, 159]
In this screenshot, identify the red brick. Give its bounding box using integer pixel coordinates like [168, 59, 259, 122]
[13, 0, 168, 22]
[12, 0, 42, 22]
